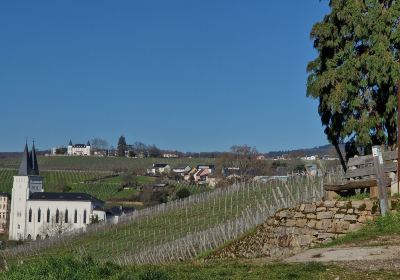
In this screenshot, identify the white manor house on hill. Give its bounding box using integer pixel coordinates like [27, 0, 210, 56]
[9, 143, 105, 241]
[67, 140, 91, 156]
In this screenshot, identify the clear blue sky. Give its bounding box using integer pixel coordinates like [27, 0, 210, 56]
[0, 0, 330, 153]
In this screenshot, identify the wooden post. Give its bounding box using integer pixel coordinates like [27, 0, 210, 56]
[372, 146, 389, 216]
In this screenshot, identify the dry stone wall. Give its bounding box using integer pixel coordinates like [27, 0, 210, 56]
[211, 199, 380, 259]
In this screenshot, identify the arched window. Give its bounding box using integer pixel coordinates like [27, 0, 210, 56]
[83, 210, 87, 224]
[47, 209, 50, 223]
[28, 208, 32, 222]
[38, 208, 41, 223]
[65, 209, 68, 223]
[36, 234, 41, 240]
[27, 234, 31, 240]
[56, 209, 59, 223]
[74, 209, 77, 223]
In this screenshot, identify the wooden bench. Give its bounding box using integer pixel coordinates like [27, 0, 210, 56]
[324, 150, 397, 199]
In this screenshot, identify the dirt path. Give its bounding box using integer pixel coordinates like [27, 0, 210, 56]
[285, 246, 400, 263]
[284, 238, 400, 271]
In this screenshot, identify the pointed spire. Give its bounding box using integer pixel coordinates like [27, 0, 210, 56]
[30, 140, 39, 175]
[18, 143, 31, 176]
[86, 140, 90, 146]
[69, 140, 73, 146]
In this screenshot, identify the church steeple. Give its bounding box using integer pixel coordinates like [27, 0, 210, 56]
[18, 142, 32, 176]
[30, 140, 39, 175]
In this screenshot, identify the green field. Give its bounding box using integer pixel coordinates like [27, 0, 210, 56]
[0, 169, 160, 202]
[0, 169, 112, 194]
[0, 156, 215, 172]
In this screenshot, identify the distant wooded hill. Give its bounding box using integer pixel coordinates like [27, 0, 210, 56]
[265, 144, 343, 158]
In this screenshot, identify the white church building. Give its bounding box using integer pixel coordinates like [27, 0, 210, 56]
[67, 140, 91, 156]
[9, 143, 105, 241]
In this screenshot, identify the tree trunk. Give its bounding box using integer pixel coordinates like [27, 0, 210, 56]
[333, 142, 347, 172]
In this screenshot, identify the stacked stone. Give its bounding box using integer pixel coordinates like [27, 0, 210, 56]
[211, 199, 379, 259]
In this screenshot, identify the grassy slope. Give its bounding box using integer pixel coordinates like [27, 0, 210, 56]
[325, 212, 400, 247]
[1, 255, 399, 280]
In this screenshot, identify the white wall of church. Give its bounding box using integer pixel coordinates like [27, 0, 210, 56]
[25, 200, 92, 240]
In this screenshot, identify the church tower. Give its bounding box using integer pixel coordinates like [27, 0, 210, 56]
[67, 140, 73, 156]
[9, 142, 43, 240]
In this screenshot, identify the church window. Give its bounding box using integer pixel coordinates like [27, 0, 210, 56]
[74, 210, 77, 223]
[27, 234, 31, 240]
[17, 224, 20, 229]
[28, 208, 32, 222]
[65, 209, 68, 223]
[56, 209, 59, 223]
[36, 234, 41, 240]
[83, 210, 87, 224]
[38, 208, 41, 222]
[47, 209, 50, 223]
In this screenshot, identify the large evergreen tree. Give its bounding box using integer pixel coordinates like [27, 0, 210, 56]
[307, 0, 400, 169]
[117, 136, 127, 157]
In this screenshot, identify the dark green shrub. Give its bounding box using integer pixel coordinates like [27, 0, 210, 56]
[176, 187, 191, 199]
[139, 268, 170, 280]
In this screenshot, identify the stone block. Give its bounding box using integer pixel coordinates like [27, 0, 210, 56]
[306, 220, 316, 229]
[349, 223, 363, 231]
[299, 204, 305, 211]
[266, 218, 275, 226]
[286, 219, 296, 227]
[297, 235, 313, 246]
[295, 219, 307, 227]
[347, 208, 354, 214]
[331, 221, 350, 233]
[357, 215, 367, 223]
[306, 213, 316, 219]
[316, 201, 324, 207]
[276, 210, 288, 219]
[317, 232, 335, 239]
[316, 219, 332, 230]
[317, 211, 334, 220]
[344, 214, 357, 222]
[317, 207, 327, 212]
[303, 203, 317, 213]
[351, 201, 366, 210]
[324, 200, 337, 208]
[336, 201, 350, 208]
[334, 213, 345, 219]
[294, 212, 305, 218]
[364, 200, 374, 211]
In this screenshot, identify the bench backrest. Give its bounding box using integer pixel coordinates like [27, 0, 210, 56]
[345, 150, 397, 179]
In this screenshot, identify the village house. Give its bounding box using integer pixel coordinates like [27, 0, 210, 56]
[194, 168, 211, 184]
[106, 206, 135, 224]
[196, 164, 215, 171]
[147, 164, 171, 175]
[172, 166, 191, 176]
[222, 167, 241, 178]
[184, 167, 198, 181]
[0, 193, 9, 234]
[162, 153, 179, 158]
